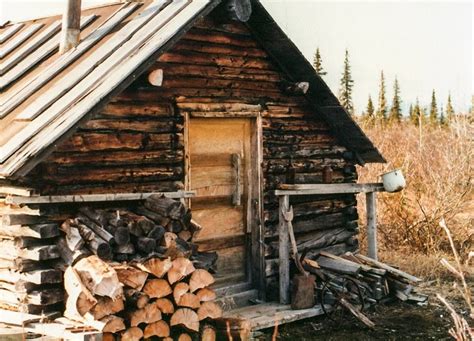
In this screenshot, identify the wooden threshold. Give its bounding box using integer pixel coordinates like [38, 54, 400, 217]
[223, 302, 325, 331]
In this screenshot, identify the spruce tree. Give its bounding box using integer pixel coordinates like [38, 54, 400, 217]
[376, 71, 387, 120]
[313, 48, 327, 76]
[365, 95, 375, 118]
[389, 77, 402, 122]
[429, 89, 438, 124]
[410, 99, 421, 125]
[408, 104, 413, 122]
[446, 93, 455, 122]
[338, 49, 354, 115]
[439, 106, 446, 125]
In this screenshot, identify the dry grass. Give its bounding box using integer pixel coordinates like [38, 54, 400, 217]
[356, 117, 473, 259]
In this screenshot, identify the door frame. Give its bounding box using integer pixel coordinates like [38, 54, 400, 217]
[183, 112, 266, 299]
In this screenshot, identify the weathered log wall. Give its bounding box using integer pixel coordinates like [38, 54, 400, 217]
[20, 16, 359, 294]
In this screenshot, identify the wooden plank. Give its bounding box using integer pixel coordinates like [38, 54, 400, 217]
[0, 15, 96, 91]
[0, 21, 61, 77]
[190, 111, 259, 118]
[366, 192, 377, 260]
[278, 195, 290, 304]
[0, 223, 59, 238]
[0, 308, 54, 326]
[0, 185, 35, 196]
[0, 23, 43, 59]
[6, 191, 195, 205]
[0, 0, 213, 177]
[354, 253, 422, 283]
[0, 23, 24, 44]
[275, 183, 385, 196]
[0, 268, 62, 285]
[14, 2, 143, 121]
[0, 240, 59, 261]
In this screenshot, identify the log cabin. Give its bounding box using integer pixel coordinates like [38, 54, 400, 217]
[0, 0, 386, 334]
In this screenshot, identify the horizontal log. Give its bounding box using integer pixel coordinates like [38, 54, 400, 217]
[0, 287, 64, 306]
[0, 269, 62, 285]
[275, 183, 385, 196]
[0, 301, 63, 315]
[0, 258, 59, 272]
[81, 119, 182, 134]
[0, 223, 59, 238]
[1, 215, 43, 226]
[101, 102, 175, 118]
[0, 240, 59, 261]
[0, 186, 36, 196]
[172, 39, 267, 58]
[180, 27, 261, 47]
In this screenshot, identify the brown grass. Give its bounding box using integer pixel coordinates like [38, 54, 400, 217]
[356, 117, 473, 258]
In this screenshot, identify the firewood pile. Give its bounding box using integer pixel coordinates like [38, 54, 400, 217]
[64, 255, 221, 340]
[56, 195, 222, 340]
[58, 195, 210, 266]
[303, 251, 427, 307]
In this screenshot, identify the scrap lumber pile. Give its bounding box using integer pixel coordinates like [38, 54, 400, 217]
[0, 207, 63, 314]
[65, 255, 221, 340]
[303, 251, 427, 306]
[58, 195, 206, 265]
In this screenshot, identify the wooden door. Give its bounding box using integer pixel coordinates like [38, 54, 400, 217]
[189, 118, 252, 285]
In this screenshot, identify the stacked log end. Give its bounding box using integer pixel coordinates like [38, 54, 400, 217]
[65, 255, 220, 340]
[0, 200, 64, 315]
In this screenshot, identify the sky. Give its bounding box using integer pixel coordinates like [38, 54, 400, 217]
[1, 0, 472, 114]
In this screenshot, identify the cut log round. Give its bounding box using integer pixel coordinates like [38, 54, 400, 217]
[136, 237, 156, 254]
[135, 257, 172, 278]
[100, 315, 126, 333]
[142, 279, 172, 299]
[201, 324, 217, 341]
[148, 69, 164, 87]
[113, 265, 148, 291]
[114, 243, 135, 255]
[196, 288, 217, 302]
[90, 296, 125, 320]
[189, 269, 215, 293]
[144, 320, 170, 338]
[114, 226, 130, 245]
[155, 298, 175, 314]
[144, 195, 184, 219]
[171, 308, 200, 332]
[148, 225, 165, 241]
[178, 230, 192, 242]
[129, 302, 162, 327]
[178, 333, 192, 341]
[178, 293, 200, 309]
[135, 216, 155, 235]
[168, 257, 195, 285]
[64, 266, 97, 319]
[121, 327, 143, 341]
[197, 301, 223, 321]
[124, 288, 150, 309]
[173, 282, 189, 305]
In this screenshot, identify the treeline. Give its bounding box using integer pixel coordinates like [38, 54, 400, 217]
[312, 47, 472, 125]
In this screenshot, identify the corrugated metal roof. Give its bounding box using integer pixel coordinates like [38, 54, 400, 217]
[0, 0, 216, 178]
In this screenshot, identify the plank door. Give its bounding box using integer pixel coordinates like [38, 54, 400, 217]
[189, 118, 252, 286]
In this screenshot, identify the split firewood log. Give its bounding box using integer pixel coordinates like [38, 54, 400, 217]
[73, 256, 123, 299]
[134, 257, 172, 278]
[178, 293, 200, 309]
[201, 324, 217, 341]
[171, 308, 200, 332]
[196, 288, 217, 302]
[189, 269, 215, 293]
[129, 302, 162, 327]
[113, 264, 148, 291]
[113, 226, 130, 246]
[191, 252, 218, 272]
[114, 243, 135, 255]
[121, 327, 143, 341]
[102, 333, 115, 341]
[57, 237, 90, 266]
[143, 320, 170, 338]
[168, 257, 195, 285]
[161, 232, 177, 249]
[89, 296, 125, 320]
[142, 279, 172, 299]
[178, 333, 192, 341]
[124, 288, 149, 309]
[76, 223, 112, 259]
[178, 230, 192, 242]
[136, 206, 170, 227]
[155, 298, 175, 314]
[60, 219, 84, 251]
[64, 266, 97, 319]
[182, 208, 192, 226]
[100, 315, 126, 333]
[144, 195, 185, 220]
[173, 282, 189, 304]
[166, 220, 183, 234]
[135, 216, 156, 235]
[76, 212, 114, 244]
[189, 219, 202, 234]
[197, 302, 223, 321]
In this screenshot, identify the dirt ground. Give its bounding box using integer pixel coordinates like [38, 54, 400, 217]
[257, 283, 472, 341]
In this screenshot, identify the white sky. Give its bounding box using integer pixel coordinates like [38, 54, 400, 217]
[1, 0, 472, 113]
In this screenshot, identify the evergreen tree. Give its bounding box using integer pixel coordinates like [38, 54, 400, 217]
[389, 77, 402, 122]
[410, 98, 421, 125]
[376, 71, 387, 120]
[446, 93, 455, 122]
[313, 48, 327, 76]
[408, 104, 413, 122]
[338, 49, 354, 115]
[429, 89, 438, 124]
[365, 95, 375, 118]
[439, 106, 446, 125]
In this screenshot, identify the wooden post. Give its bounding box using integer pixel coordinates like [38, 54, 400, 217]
[59, 0, 82, 54]
[278, 195, 290, 304]
[366, 192, 377, 260]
